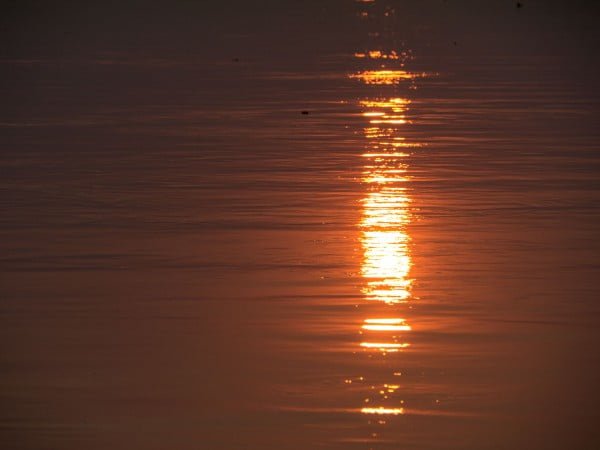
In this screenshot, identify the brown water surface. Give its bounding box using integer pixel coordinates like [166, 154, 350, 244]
[1, 1, 600, 449]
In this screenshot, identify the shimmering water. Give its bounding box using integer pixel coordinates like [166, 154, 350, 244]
[2, 1, 600, 449]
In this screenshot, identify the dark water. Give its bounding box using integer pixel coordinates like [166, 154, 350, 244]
[2, 1, 600, 449]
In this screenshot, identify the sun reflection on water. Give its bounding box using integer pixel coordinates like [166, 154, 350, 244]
[354, 50, 401, 60]
[353, 92, 419, 421]
[359, 98, 415, 305]
[349, 40, 425, 430]
[344, 0, 429, 429]
[350, 70, 417, 85]
[361, 407, 405, 415]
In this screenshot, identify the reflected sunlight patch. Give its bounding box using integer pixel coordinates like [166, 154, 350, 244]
[350, 70, 421, 85]
[358, 97, 415, 305]
[361, 407, 405, 415]
[354, 50, 400, 60]
[360, 342, 410, 353]
[360, 98, 410, 109]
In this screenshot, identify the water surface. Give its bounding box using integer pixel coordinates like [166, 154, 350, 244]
[2, 1, 600, 449]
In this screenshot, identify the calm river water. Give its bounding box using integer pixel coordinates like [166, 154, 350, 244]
[2, 1, 599, 449]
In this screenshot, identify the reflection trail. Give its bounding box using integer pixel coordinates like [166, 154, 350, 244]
[348, 0, 425, 438]
[360, 100, 415, 306]
[357, 92, 419, 399]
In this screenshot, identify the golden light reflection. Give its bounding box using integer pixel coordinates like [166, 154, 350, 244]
[352, 67, 422, 423]
[348, 1, 425, 429]
[361, 407, 404, 415]
[364, 318, 406, 324]
[350, 70, 416, 85]
[362, 321, 411, 331]
[362, 152, 410, 157]
[360, 98, 409, 109]
[360, 196, 412, 304]
[354, 50, 400, 60]
[369, 117, 407, 125]
[357, 85, 415, 309]
[359, 342, 409, 353]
